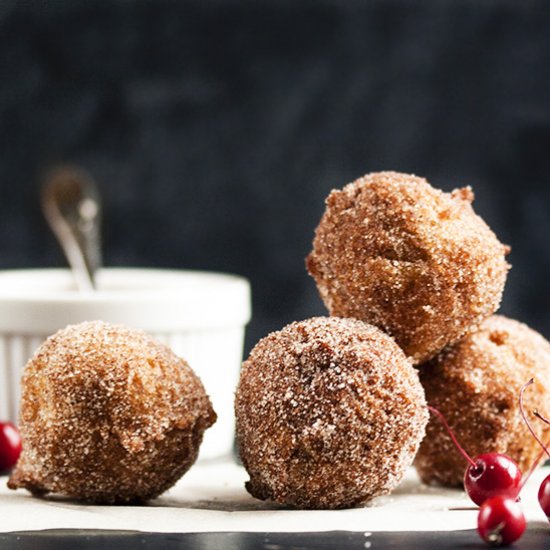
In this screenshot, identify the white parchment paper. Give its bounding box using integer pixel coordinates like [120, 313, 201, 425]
[1, 460, 548, 533]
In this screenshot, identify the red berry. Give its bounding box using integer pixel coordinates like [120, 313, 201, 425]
[465, 454, 522, 506]
[0, 421, 22, 471]
[530, 403, 550, 521]
[539, 475, 550, 520]
[427, 406, 521, 506]
[538, 474, 550, 519]
[477, 496, 526, 546]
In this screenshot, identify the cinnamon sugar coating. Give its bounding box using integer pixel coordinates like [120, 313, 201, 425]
[8, 321, 216, 503]
[306, 171, 510, 364]
[235, 317, 428, 509]
[415, 315, 550, 487]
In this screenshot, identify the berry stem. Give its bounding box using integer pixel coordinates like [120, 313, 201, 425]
[520, 444, 549, 491]
[519, 379, 550, 461]
[427, 405, 477, 468]
[534, 409, 550, 427]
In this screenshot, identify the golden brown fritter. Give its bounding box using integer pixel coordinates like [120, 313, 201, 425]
[8, 321, 216, 503]
[235, 316, 428, 509]
[415, 315, 550, 487]
[306, 171, 510, 364]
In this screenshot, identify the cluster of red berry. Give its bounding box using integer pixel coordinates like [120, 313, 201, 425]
[431, 378, 550, 546]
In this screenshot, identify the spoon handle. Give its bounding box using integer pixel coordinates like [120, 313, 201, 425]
[42, 165, 102, 291]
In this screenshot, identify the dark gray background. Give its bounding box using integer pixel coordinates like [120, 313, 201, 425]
[1, 0, 550, 352]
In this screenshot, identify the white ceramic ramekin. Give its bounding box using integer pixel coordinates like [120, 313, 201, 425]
[0, 268, 251, 460]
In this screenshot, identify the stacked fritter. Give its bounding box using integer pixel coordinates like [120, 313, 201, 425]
[306, 171, 509, 365]
[236, 317, 428, 509]
[236, 171, 550, 507]
[415, 315, 550, 487]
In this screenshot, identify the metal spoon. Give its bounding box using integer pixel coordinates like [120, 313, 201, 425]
[41, 165, 102, 291]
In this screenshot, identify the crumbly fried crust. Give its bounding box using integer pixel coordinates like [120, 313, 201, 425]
[306, 171, 509, 364]
[8, 321, 216, 503]
[415, 315, 550, 487]
[235, 316, 428, 509]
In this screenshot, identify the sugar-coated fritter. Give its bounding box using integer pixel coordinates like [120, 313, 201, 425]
[235, 316, 428, 509]
[415, 315, 550, 487]
[8, 321, 216, 503]
[306, 171, 510, 364]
